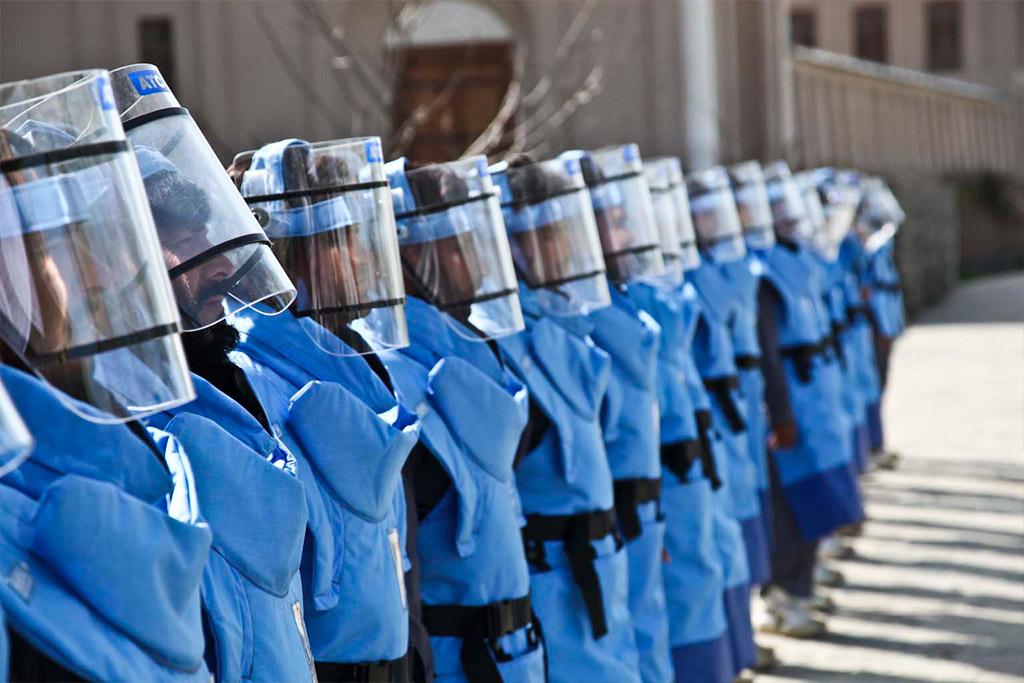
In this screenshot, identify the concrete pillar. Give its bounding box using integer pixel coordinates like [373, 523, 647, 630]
[679, 0, 719, 168]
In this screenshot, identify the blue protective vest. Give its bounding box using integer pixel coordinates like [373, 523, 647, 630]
[687, 264, 761, 525]
[838, 236, 882, 412]
[149, 373, 315, 683]
[762, 245, 864, 541]
[588, 285, 671, 683]
[497, 286, 641, 683]
[866, 240, 905, 339]
[718, 256, 771, 498]
[379, 297, 545, 683]
[627, 283, 728, 654]
[0, 367, 212, 683]
[232, 310, 417, 668]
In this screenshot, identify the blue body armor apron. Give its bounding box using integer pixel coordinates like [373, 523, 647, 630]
[588, 286, 672, 683]
[762, 245, 865, 541]
[682, 276, 758, 675]
[148, 373, 315, 683]
[867, 241, 905, 340]
[379, 296, 545, 683]
[231, 310, 417, 676]
[689, 262, 771, 586]
[497, 287, 641, 683]
[719, 255, 774, 559]
[628, 283, 733, 683]
[0, 367, 212, 683]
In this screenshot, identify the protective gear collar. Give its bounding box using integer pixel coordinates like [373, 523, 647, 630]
[386, 156, 524, 342]
[1, 69, 195, 424]
[109, 63, 296, 331]
[0, 377, 32, 476]
[238, 137, 408, 356]
[491, 156, 612, 316]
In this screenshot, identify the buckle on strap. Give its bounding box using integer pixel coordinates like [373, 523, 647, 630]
[703, 376, 747, 434]
[613, 477, 662, 542]
[661, 439, 702, 482]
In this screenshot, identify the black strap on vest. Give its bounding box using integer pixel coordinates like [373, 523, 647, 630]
[828, 325, 847, 370]
[315, 652, 409, 683]
[734, 354, 762, 370]
[522, 508, 620, 639]
[613, 477, 662, 543]
[421, 594, 539, 683]
[846, 303, 868, 325]
[780, 343, 823, 384]
[660, 439, 702, 482]
[703, 375, 746, 433]
[694, 410, 723, 490]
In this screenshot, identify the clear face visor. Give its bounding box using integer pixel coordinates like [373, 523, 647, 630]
[797, 183, 829, 256]
[643, 169, 685, 286]
[110, 64, 296, 331]
[496, 158, 611, 317]
[732, 182, 776, 250]
[687, 185, 747, 263]
[668, 185, 701, 272]
[582, 146, 664, 284]
[857, 179, 904, 241]
[1, 69, 194, 424]
[391, 157, 524, 342]
[766, 175, 812, 243]
[0, 378, 33, 477]
[240, 138, 407, 356]
[818, 184, 860, 262]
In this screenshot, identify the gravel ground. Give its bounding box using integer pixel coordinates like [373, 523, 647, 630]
[757, 272, 1024, 683]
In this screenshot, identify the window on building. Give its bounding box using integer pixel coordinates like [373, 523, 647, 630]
[791, 10, 817, 47]
[138, 17, 175, 89]
[855, 6, 888, 63]
[927, 1, 961, 70]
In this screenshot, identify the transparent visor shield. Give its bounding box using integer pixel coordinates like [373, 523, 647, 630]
[390, 157, 523, 342]
[239, 138, 407, 356]
[766, 173, 813, 243]
[494, 157, 610, 316]
[732, 182, 776, 250]
[0, 378, 33, 477]
[0, 70, 194, 423]
[796, 180, 830, 257]
[643, 176, 684, 288]
[818, 183, 861, 262]
[857, 178, 904, 249]
[110, 64, 296, 331]
[665, 185, 701, 272]
[686, 185, 748, 263]
[578, 146, 664, 284]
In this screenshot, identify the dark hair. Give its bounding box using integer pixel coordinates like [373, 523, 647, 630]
[505, 154, 573, 206]
[405, 162, 469, 208]
[144, 169, 212, 236]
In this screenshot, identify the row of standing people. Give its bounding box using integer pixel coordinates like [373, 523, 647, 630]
[0, 65, 905, 683]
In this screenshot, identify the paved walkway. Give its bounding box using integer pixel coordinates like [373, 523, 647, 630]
[758, 272, 1024, 683]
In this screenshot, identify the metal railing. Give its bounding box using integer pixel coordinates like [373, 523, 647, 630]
[790, 46, 1022, 177]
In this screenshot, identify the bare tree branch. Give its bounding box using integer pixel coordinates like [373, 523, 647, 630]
[520, 0, 599, 110]
[461, 46, 526, 158]
[390, 42, 477, 158]
[252, 3, 353, 133]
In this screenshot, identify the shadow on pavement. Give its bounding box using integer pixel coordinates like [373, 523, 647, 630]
[838, 581, 1024, 613]
[913, 272, 1024, 326]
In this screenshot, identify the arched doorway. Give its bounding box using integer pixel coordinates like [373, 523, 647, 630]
[390, 1, 515, 163]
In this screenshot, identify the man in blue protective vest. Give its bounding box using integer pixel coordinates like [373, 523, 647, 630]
[683, 166, 764, 677]
[491, 155, 642, 683]
[379, 156, 548, 683]
[751, 161, 866, 638]
[794, 169, 869, 567]
[855, 177, 906, 471]
[0, 69, 213, 683]
[109, 64, 328, 683]
[228, 137, 430, 683]
[631, 156, 752, 683]
[559, 145, 674, 683]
